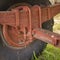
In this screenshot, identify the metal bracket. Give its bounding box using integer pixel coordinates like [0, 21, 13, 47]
[0, 4, 60, 48]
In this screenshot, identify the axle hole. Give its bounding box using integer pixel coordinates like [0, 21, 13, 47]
[56, 40, 60, 45]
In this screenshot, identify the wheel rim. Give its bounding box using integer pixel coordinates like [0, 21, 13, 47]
[3, 25, 24, 48]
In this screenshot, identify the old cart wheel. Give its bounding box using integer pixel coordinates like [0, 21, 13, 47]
[0, 0, 52, 60]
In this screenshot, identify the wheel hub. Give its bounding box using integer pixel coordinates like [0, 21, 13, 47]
[3, 25, 30, 48]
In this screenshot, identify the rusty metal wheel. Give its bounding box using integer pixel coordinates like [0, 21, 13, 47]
[0, 3, 32, 49]
[0, 2, 47, 50]
[0, 0, 51, 60]
[1, 25, 26, 49]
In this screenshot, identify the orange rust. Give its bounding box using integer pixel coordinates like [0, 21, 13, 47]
[0, 4, 60, 48]
[33, 29, 60, 46]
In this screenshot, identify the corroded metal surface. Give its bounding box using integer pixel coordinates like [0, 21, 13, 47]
[33, 29, 60, 47]
[0, 4, 60, 48]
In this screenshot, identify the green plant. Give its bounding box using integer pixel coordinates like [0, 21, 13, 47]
[32, 44, 60, 60]
[32, 51, 38, 60]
